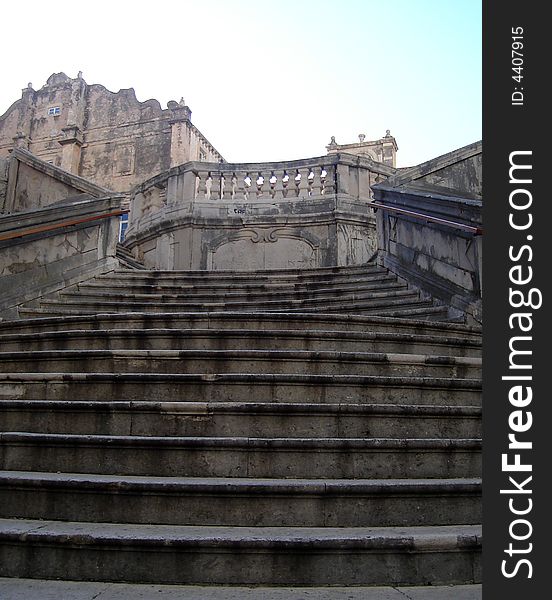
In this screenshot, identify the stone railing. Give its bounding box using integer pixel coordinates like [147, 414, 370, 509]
[373, 183, 482, 324]
[124, 154, 396, 271]
[193, 163, 336, 202]
[130, 154, 396, 224]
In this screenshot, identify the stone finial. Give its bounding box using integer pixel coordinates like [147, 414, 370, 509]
[179, 97, 186, 107]
[77, 71, 83, 79]
[385, 129, 391, 137]
[27, 82, 33, 89]
[327, 136, 338, 149]
[358, 134, 366, 143]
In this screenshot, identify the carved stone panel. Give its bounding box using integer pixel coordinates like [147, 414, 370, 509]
[210, 229, 318, 271]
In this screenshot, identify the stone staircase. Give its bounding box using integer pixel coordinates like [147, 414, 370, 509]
[0, 264, 481, 590]
[18, 264, 456, 319]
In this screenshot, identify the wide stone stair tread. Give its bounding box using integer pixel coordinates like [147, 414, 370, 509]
[0, 432, 481, 478]
[0, 471, 482, 492]
[60, 284, 411, 304]
[0, 326, 482, 356]
[0, 518, 482, 585]
[19, 303, 450, 319]
[0, 400, 481, 438]
[0, 518, 482, 546]
[0, 578, 484, 600]
[0, 348, 481, 378]
[0, 371, 482, 406]
[38, 288, 423, 309]
[0, 471, 482, 527]
[80, 271, 400, 292]
[110, 263, 387, 278]
[5, 310, 482, 338]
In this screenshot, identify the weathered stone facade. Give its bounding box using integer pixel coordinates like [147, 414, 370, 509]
[0, 73, 224, 194]
[326, 131, 398, 167]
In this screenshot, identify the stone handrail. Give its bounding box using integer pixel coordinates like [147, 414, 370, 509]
[195, 162, 336, 201]
[130, 153, 396, 224]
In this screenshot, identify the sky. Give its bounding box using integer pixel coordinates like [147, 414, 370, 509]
[0, 0, 481, 168]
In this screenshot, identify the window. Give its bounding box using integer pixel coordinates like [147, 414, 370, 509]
[48, 107, 61, 116]
[119, 214, 129, 242]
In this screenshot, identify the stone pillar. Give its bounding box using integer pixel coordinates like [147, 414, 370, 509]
[381, 130, 398, 167]
[57, 73, 87, 174]
[12, 132, 30, 151]
[59, 126, 84, 173]
[168, 99, 192, 168]
[336, 163, 351, 196]
[11, 84, 35, 152]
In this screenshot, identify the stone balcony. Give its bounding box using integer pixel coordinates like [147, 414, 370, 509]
[124, 154, 395, 271]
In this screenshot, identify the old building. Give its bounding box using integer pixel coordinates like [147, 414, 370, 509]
[326, 131, 398, 167]
[0, 72, 224, 194]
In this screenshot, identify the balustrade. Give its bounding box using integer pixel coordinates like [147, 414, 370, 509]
[131, 155, 392, 225]
[190, 163, 338, 202]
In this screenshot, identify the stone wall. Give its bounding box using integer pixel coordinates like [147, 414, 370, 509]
[373, 142, 483, 323]
[0, 195, 123, 319]
[2, 149, 113, 214]
[0, 73, 224, 194]
[124, 154, 395, 271]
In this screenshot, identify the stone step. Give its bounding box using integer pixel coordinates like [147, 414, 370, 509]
[109, 263, 387, 280]
[39, 287, 424, 311]
[0, 519, 482, 586]
[0, 349, 481, 378]
[0, 432, 481, 478]
[83, 271, 400, 293]
[71, 279, 408, 302]
[2, 311, 481, 340]
[20, 301, 450, 320]
[0, 327, 482, 357]
[0, 401, 482, 438]
[0, 372, 482, 405]
[0, 471, 482, 527]
[0, 578, 484, 600]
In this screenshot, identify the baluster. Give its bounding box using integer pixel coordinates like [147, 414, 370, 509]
[256, 172, 266, 199]
[310, 166, 323, 197]
[243, 173, 257, 202]
[210, 171, 222, 200]
[307, 168, 315, 196]
[197, 172, 208, 199]
[232, 171, 246, 201]
[205, 174, 213, 200]
[222, 172, 236, 200]
[297, 167, 310, 198]
[292, 170, 301, 197]
[268, 172, 278, 199]
[272, 170, 285, 199]
[281, 171, 290, 198]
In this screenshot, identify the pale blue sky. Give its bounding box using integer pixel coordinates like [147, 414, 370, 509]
[1, 0, 481, 167]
